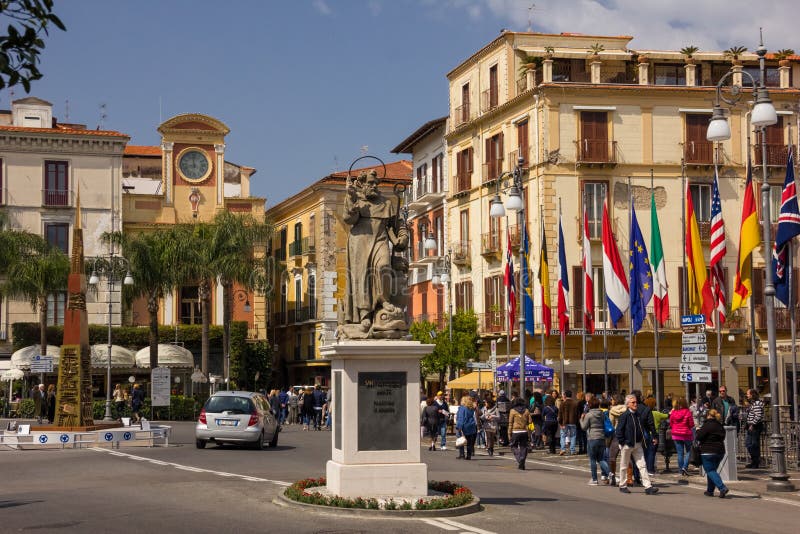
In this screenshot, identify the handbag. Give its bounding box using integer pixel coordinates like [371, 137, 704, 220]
[455, 435, 467, 447]
[603, 411, 615, 438]
[689, 440, 702, 467]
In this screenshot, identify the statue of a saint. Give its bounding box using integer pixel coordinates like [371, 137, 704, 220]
[339, 170, 409, 339]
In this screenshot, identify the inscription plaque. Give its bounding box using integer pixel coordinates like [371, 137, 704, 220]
[357, 371, 406, 451]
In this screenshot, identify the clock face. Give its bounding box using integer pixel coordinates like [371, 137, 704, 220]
[178, 149, 211, 182]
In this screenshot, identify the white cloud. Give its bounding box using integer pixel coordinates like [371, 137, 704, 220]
[312, 0, 332, 16]
[449, 0, 799, 52]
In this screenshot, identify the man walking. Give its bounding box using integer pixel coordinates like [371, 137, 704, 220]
[434, 391, 450, 450]
[711, 386, 739, 429]
[744, 389, 764, 468]
[33, 384, 47, 424]
[558, 390, 578, 455]
[616, 394, 659, 494]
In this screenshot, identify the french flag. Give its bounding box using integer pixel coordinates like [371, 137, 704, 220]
[557, 211, 570, 334]
[601, 199, 629, 327]
[583, 206, 595, 334]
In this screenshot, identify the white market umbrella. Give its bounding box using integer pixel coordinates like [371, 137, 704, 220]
[90, 345, 136, 368]
[10, 344, 60, 369]
[2, 368, 24, 407]
[135, 344, 195, 368]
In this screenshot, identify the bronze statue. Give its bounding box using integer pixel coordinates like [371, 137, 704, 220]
[338, 169, 409, 339]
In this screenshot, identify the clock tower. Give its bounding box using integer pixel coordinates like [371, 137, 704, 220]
[157, 113, 230, 219]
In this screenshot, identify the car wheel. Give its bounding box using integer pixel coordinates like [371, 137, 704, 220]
[256, 430, 267, 450]
[195, 439, 206, 449]
[269, 430, 279, 448]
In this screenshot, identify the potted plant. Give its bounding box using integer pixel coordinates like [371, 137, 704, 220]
[518, 53, 543, 75]
[775, 48, 795, 67]
[680, 45, 700, 64]
[543, 46, 555, 59]
[589, 42, 605, 58]
[724, 46, 748, 66]
[637, 53, 649, 64]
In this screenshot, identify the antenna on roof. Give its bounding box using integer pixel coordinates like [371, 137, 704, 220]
[527, 3, 535, 32]
[333, 155, 339, 173]
[98, 103, 107, 130]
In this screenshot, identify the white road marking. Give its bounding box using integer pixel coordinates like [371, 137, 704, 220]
[88, 447, 290, 486]
[436, 518, 497, 534]
[419, 519, 460, 531]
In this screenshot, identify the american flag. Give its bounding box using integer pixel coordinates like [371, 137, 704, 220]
[504, 229, 516, 337]
[709, 170, 727, 326]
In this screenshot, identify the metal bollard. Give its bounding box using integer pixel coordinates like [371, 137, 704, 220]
[718, 425, 738, 482]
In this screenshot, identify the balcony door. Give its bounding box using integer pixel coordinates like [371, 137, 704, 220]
[685, 114, 713, 164]
[580, 112, 608, 162]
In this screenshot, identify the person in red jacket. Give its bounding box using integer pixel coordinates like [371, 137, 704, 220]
[668, 397, 695, 477]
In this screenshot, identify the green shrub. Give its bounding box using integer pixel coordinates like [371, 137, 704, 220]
[18, 399, 34, 418]
[90, 395, 199, 421]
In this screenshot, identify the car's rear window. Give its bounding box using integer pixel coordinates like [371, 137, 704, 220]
[205, 396, 254, 414]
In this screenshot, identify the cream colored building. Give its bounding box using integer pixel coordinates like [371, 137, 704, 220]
[265, 161, 411, 387]
[0, 97, 129, 354]
[443, 31, 800, 399]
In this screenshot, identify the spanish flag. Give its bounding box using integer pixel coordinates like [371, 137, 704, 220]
[686, 183, 715, 320]
[731, 162, 761, 312]
[539, 222, 551, 337]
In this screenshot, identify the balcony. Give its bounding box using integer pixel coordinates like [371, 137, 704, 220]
[684, 141, 718, 166]
[306, 344, 315, 359]
[508, 150, 528, 169]
[482, 158, 503, 183]
[43, 188, 71, 207]
[288, 236, 315, 257]
[451, 240, 471, 266]
[274, 248, 286, 263]
[408, 177, 445, 211]
[754, 144, 791, 167]
[272, 311, 287, 326]
[481, 231, 502, 259]
[454, 103, 472, 128]
[507, 224, 522, 250]
[453, 173, 471, 195]
[479, 311, 505, 334]
[696, 220, 711, 242]
[552, 62, 591, 83]
[576, 139, 617, 166]
[481, 88, 499, 113]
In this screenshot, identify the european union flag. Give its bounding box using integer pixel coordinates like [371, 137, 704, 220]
[629, 204, 653, 334]
[522, 223, 536, 336]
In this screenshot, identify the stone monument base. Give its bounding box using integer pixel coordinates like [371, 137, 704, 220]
[326, 460, 428, 498]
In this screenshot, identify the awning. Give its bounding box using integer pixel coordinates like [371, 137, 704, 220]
[90, 345, 136, 368]
[446, 371, 495, 390]
[10, 344, 61, 369]
[135, 344, 195, 368]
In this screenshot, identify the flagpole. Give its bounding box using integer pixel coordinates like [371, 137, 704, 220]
[628, 176, 634, 393]
[581, 190, 588, 394]
[559, 198, 566, 392]
[790, 240, 797, 420]
[603, 299, 609, 394]
[651, 169, 661, 410]
[682, 158, 690, 401]
[540, 203, 547, 389]
[713, 157, 724, 394]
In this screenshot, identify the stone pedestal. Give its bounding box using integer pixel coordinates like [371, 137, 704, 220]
[321, 340, 433, 498]
[685, 63, 697, 86]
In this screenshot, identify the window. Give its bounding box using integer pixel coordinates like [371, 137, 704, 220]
[295, 332, 302, 360]
[579, 112, 609, 162]
[455, 281, 474, 312]
[295, 276, 302, 313]
[460, 209, 469, 243]
[517, 121, 529, 165]
[770, 184, 782, 224]
[489, 64, 498, 109]
[456, 147, 473, 192]
[308, 331, 315, 359]
[308, 274, 316, 319]
[179, 286, 201, 324]
[45, 223, 69, 253]
[46, 292, 66, 326]
[291, 222, 303, 256]
[416, 163, 428, 197]
[484, 275, 504, 313]
[743, 66, 781, 88]
[583, 182, 607, 239]
[280, 279, 288, 323]
[432, 153, 443, 193]
[654, 64, 686, 85]
[434, 215, 443, 256]
[487, 198, 501, 248]
[421, 287, 428, 317]
[44, 160, 69, 206]
[484, 132, 503, 182]
[417, 220, 429, 260]
[457, 82, 470, 125]
[690, 184, 711, 222]
[685, 114, 713, 164]
[308, 214, 316, 249]
[278, 227, 288, 261]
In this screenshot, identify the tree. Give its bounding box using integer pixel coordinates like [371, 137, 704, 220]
[411, 310, 480, 388]
[0, 0, 65, 91]
[107, 228, 185, 370]
[1, 234, 69, 351]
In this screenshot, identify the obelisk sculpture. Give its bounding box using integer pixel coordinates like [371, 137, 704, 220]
[54, 190, 95, 427]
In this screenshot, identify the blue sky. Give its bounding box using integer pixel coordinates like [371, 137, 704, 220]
[19, 0, 799, 204]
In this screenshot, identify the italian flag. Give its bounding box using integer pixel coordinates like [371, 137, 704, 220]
[651, 192, 669, 326]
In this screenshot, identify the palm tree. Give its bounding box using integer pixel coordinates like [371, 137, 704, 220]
[108, 228, 185, 370]
[176, 211, 272, 377]
[1, 236, 69, 351]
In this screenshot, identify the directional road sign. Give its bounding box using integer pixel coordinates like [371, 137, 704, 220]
[680, 363, 711, 373]
[681, 314, 706, 326]
[681, 372, 712, 383]
[30, 355, 53, 373]
[681, 333, 707, 344]
[681, 324, 706, 334]
[466, 361, 492, 370]
[681, 353, 710, 363]
[681, 343, 708, 354]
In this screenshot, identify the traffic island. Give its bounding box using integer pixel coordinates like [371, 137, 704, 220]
[276, 477, 481, 517]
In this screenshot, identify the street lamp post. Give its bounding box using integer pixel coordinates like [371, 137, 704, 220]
[706, 32, 794, 492]
[89, 255, 133, 422]
[491, 156, 527, 397]
[225, 288, 252, 390]
[431, 250, 453, 347]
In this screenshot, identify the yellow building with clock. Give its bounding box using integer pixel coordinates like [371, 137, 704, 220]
[122, 113, 267, 342]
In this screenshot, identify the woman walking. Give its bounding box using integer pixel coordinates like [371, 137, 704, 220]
[542, 396, 559, 454]
[422, 397, 441, 451]
[695, 409, 729, 498]
[455, 395, 478, 460]
[530, 391, 544, 449]
[46, 384, 56, 424]
[669, 397, 695, 477]
[301, 387, 315, 430]
[580, 397, 610, 485]
[508, 398, 532, 469]
[481, 398, 499, 456]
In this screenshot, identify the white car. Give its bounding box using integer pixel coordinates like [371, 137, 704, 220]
[195, 391, 280, 449]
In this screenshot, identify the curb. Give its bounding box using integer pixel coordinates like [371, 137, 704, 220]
[273, 488, 482, 517]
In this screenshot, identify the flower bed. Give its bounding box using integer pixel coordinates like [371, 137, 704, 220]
[284, 478, 473, 510]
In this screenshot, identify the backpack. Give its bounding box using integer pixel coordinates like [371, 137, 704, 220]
[603, 411, 615, 438]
